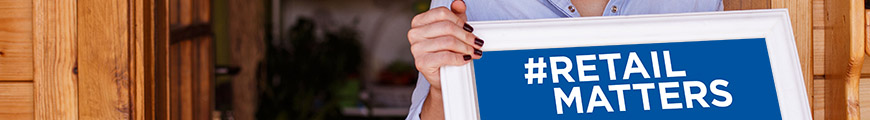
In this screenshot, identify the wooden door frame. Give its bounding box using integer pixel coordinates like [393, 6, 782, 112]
[33, 0, 169, 119]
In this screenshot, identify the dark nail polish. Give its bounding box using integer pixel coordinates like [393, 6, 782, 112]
[463, 23, 474, 32]
[474, 38, 484, 46]
[474, 49, 482, 56]
[463, 55, 472, 60]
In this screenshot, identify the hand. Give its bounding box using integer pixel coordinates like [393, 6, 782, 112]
[408, 0, 482, 119]
[409, 0, 482, 91]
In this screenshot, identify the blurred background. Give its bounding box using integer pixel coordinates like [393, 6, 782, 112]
[167, 0, 869, 120]
[170, 0, 429, 119]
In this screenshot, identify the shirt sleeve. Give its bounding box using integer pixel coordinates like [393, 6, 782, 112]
[429, 0, 453, 9]
[406, 73, 431, 120]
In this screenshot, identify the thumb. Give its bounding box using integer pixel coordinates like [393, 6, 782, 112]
[451, 0, 467, 21]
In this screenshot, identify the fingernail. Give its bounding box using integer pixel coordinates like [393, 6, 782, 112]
[463, 55, 472, 61]
[463, 23, 474, 32]
[474, 38, 484, 46]
[474, 49, 482, 56]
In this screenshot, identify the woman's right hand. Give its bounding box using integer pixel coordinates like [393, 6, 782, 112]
[409, 0, 482, 91]
[409, 0, 482, 119]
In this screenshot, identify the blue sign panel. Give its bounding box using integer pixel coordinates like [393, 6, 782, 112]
[473, 38, 781, 119]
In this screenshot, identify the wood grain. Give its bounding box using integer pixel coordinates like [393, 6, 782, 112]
[812, 0, 825, 75]
[195, 37, 213, 120]
[817, 78, 870, 120]
[0, 82, 33, 119]
[866, 10, 870, 57]
[723, 0, 772, 10]
[77, 0, 133, 119]
[771, 0, 814, 112]
[33, 0, 79, 119]
[169, 40, 194, 120]
[861, 78, 870, 120]
[229, 0, 266, 119]
[823, 0, 865, 119]
[153, 0, 171, 119]
[814, 79, 825, 120]
[129, 0, 163, 119]
[0, 0, 33, 81]
[816, 1, 870, 76]
[169, 0, 214, 118]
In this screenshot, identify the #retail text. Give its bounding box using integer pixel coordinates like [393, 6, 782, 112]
[523, 50, 733, 114]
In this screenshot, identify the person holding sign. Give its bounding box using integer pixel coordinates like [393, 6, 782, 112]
[406, 0, 723, 120]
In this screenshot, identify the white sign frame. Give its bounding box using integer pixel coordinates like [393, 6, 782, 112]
[439, 9, 810, 120]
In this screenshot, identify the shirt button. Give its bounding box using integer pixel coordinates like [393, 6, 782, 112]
[611, 6, 618, 13]
[568, 6, 576, 12]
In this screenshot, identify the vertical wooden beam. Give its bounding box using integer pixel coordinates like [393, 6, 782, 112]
[129, 0, 166, 119]
[195, 37, 214, 120]
[229, 0, 265, 119]
[33, 0, 78, 119]
[824, 0, 865, 119]
[154, 0, 171, 119]
[770, 0, 814, 116]
[77, 0, 133, 119]
[866, 10, 870, 57]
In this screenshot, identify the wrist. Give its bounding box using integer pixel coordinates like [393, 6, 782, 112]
[422, 84, 445, 119]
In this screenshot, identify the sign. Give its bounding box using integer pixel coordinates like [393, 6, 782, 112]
[439, 9, 810, 120]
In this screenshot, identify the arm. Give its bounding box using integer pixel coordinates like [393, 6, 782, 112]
[406, 0, 481, 119]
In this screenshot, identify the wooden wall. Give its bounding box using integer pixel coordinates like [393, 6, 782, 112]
[0, 0, 166, 119]
[809, 0, 870, 119]
[0, 0, 35, 119]
[169, 0, 214, 119]
[726, 0, 870, 119]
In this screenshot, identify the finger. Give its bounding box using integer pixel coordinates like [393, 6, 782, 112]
[411, 36, 475, 56]
[411, 7, 464, 28]
[451, 0, 467, 21]
[425, 51, 471, 67]
[407, 21, 480, 49]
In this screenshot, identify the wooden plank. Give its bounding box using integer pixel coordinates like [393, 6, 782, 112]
[77, 0, 133, 119]
[33, 0, 79, 119]
[743, 0, 771, 10]
[813, 0, 825, 75]
[723, 0, 743, 11]
[0, 0, 33, 81]
[819, 78, 870, 120]
[154, 0, 171, 119]
[0, 82, 33, 119]
[814, 79, 825, 120]
[866, 10, 870, 57]
[229, 0, 266, 119]
[129, 0, 166, 119]
[864, 11, 870, 75]
[861, 78, 870, 120]
[723, 0, 773, 10]
[171, 40, 194, 120]
[823, 0, 865, 119]
[812, 78, 870, 120]
[132, 0, 145, 119]
[771, 0, 814, 112]
[195, 38, 213, 120]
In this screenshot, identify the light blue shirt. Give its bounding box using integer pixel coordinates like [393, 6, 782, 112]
[406, 0, 722, 119]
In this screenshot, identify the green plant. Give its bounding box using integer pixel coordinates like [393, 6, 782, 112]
[257, 17, 363, 120]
